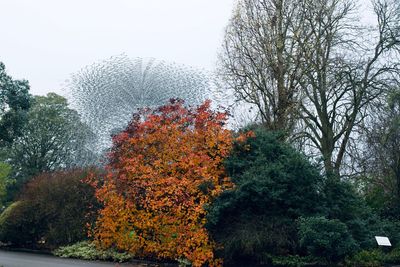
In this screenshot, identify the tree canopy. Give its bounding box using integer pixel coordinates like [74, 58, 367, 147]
[91, 99, 234, 266]
[10, 93, 97, 182]
[0, 62, 31, 147]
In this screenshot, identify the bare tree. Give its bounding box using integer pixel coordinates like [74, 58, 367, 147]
[355, 89, 400, 207]
[218, 0, 305, 134]
[220, 0, 400, 177]
[296, 0, 400, 177]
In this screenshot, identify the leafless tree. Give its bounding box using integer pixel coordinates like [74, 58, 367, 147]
[218, 0, 306, 134]
[219, 0, 400, 177]
[353, 89, 400, 205]
[296, 0, 400, 177]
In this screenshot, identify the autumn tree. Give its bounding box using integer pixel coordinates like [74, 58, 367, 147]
[91, 99, 234, 266]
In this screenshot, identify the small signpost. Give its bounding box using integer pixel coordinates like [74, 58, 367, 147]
[375, 236, 392, 247]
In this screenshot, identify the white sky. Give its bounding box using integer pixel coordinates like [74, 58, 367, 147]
[0, 0, 236, 96]
[0, 0, 376, 97]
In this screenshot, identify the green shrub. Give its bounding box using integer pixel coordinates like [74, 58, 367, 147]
[385, 247, 400, 264]
[0, 162, 12, 206]
[322, 179, 392, 251]
[206, 129, 324, 265]
[53, 241, 133, 262]
[0, 169, 99, 248]
[299, 216, 358, 262]
[269, 254, 324, 267]
[344, 249, 384, 267]
[0, 201, 39, 245]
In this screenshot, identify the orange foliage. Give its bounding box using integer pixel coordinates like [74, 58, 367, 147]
[91, 99, 233, 266]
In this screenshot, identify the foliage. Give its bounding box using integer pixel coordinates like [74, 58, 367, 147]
[9, 93, 97, 189]
[0, 169, 98, 248]
[358, 89, 400, 213]
[344, 249, 385, 267]
[91, 99, 233, 266]
[0, 62, 31, 146]
[322, 179, 374, 248]
[0, 201, 37, 246]
[53, 241, 133, 262]
[0, 162, 12, 206]
[385, 247, 400, 264]
[268, 254, 324, 267]
[298, 216, 358, 263]
[345, 247, 400, 266]
[322, 178, 400, 250]
[206, 128, 324, 265]
[176, 258, 192, 267]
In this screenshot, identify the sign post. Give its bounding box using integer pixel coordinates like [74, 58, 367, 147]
[375, 236, 392, 247]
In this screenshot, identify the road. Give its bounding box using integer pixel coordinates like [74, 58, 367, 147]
[0, 250, 157, 267]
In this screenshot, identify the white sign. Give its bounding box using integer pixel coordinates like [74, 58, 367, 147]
[375, 236, 392, 246]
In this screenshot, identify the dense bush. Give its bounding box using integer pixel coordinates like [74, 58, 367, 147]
[206, 129, 324, 265]
[298, 216, 358, 262]
[53, 241, 133, 262]
[0, 169, 99, 248]
[322, 179, 400, 252]
[385, 247, 400, 264]
[344, 249, 385, 267]
[0, 201, 38, 245]
[268, 254, 324, 267]
[91, 100, 234, 267]
[342, 247, 400, 266]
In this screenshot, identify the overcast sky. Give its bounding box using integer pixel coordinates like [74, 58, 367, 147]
[0, 0, 236, 96]
[1, 0, 377, 98]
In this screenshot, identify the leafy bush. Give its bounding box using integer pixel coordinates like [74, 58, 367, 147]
[0, 162, 12, 206]
[0, 169, 99, 248]
[0, 201, 38, 245]
[344, 249, 384, 267]
[345, 247, 400, 266]
[91, 100, 233, 267]
[385, 247, 400, 264]
[54, 241, 133, 262]
[206, 128, 324, 265]
[299, 216, 358, 263]
[269, 254, 324, 267]
[322, 179, 379, 249]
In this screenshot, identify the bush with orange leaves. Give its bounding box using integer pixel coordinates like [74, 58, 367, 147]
[90, 99, 234, 266]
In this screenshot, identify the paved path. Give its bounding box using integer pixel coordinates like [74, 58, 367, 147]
[0, 250, 155, 267]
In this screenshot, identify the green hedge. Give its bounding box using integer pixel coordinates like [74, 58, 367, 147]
[0, 169, 99, 248]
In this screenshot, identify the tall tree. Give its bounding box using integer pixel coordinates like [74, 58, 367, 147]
[0, 62, 31, 147]
[218, 0, 305, 134]
[219, 0, 400, 176]
[296, 0, 400, 177]
[10, 93, 96, 181]
[357, 89, 400, 210]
